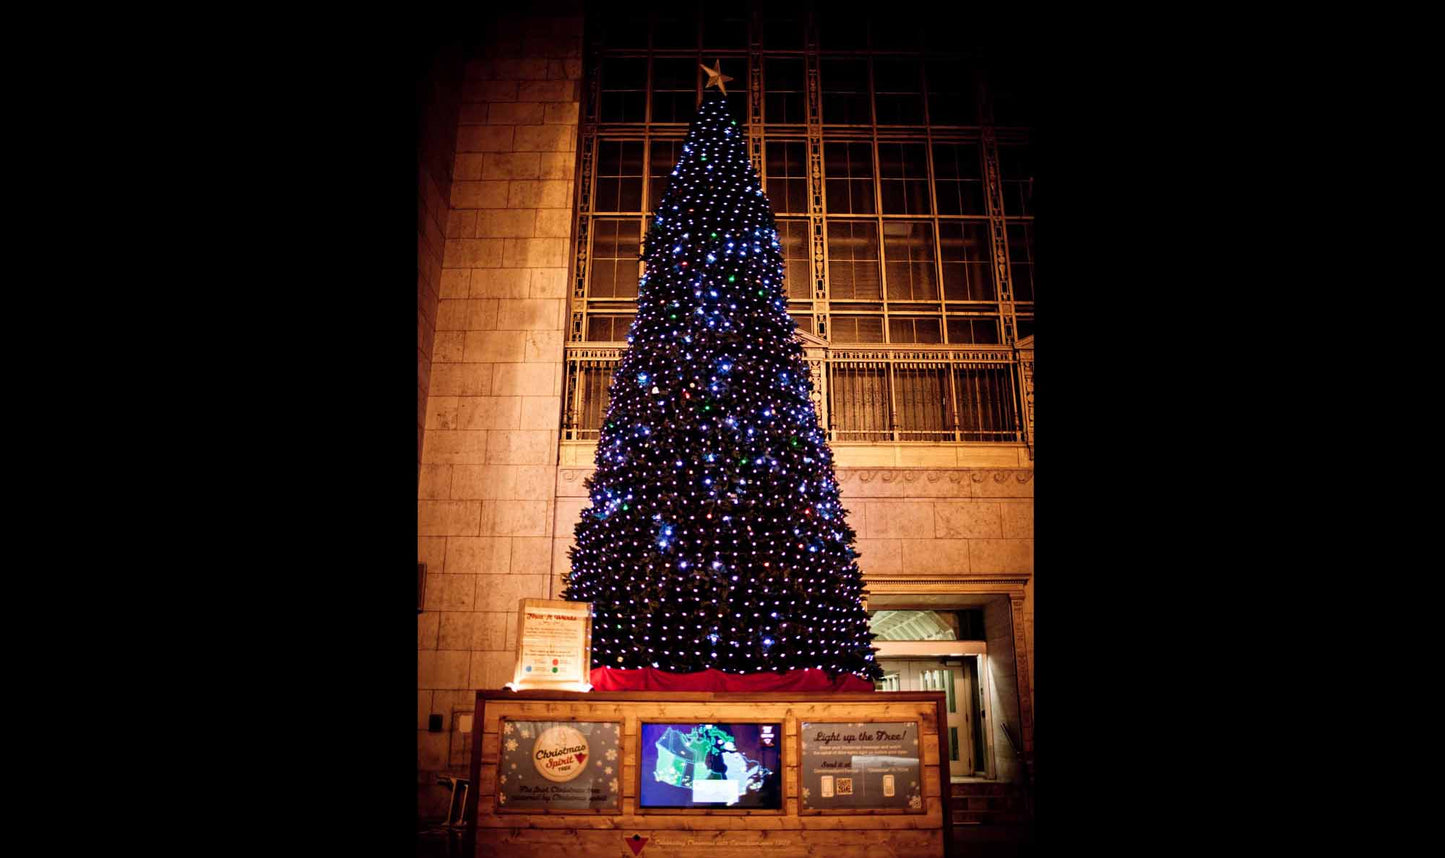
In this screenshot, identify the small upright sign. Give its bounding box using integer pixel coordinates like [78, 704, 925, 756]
[507, 599, 593, 692]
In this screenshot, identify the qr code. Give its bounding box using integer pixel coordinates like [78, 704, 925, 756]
[836, 778, 853, 796]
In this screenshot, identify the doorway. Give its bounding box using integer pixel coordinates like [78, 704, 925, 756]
[877, 657, 987, 779]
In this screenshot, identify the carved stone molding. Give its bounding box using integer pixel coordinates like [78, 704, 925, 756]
[866, 575, 1031, 589]
[861, 574, 1034, 589]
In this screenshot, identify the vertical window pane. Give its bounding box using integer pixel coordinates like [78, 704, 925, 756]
[590, 218, 642, 298]
[764, 58, 805, 125]
[882, 221, 936, 301]
[873, 59, 924, 125]
[998, 146, 1035, 216]
[648, 139, 685, 212]
[932, 143, 984, 216]
[589, 219, 617, 298]
[651, 57, 697, 123]
[878, 143, 931, 214]
[1006, 222, 1035, 302]
[826, 221, 881, 300]
[595, 141, 644, 212]
[599, 58, 647, 123]
[824, 142, 874, 214]
[766, 141, 807, 214]
[777, 219, 811, 299]
[614, 221, 641, 296]
[939, 222, 995, 301]
[821, 59, 871, 124]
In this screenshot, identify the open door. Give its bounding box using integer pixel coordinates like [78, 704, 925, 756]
[877, 658, 973, 778]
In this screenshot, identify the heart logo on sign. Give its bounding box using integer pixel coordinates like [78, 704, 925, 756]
[575, 753, 587, 765]
[625, 834, 648, 856]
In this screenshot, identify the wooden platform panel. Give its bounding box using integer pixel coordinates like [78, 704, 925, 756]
[466, 691, 951, 858]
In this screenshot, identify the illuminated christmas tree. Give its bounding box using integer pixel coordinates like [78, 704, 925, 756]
[563, 64, 881, 682]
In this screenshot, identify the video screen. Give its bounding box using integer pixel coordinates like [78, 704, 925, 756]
[638, 722, 783, 809]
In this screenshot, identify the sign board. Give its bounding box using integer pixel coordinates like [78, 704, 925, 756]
[507, 599, 593, 692]
[798, 721, 924, 813]
[496, 719, 622, 812]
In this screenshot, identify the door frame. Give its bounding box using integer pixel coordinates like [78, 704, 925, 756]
[874, 642, 995, 780]
[865, 578, 1032, 782]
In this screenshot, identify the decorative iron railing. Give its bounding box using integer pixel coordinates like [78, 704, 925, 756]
[563, 342, 1032, 447]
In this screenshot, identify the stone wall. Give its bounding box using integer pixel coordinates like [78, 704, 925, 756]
[984, 598, 1022, 784]
[416, 10, 583, 817]
[832, 468, 1034, 580]
[417, 43, 465, 474]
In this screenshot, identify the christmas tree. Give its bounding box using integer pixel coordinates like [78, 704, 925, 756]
[563, 64, 881, 683]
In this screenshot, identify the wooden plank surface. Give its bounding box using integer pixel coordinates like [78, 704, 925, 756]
[475, 827, 943, 858]
[467, 692, 948, 858]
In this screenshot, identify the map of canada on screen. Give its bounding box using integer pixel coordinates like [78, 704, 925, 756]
[639, 723, 782, 809]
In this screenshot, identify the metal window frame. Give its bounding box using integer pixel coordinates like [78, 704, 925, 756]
[570, 1, 1035, 448]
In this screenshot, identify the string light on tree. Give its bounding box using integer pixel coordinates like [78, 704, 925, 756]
[562, 63, 881, 682]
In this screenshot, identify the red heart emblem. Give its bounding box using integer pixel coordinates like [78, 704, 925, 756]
[574, 752, 587, 765]
[625, 835, 648, 856]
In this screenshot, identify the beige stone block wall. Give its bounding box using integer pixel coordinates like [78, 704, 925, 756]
[830, 469, 1034, 579]
[984, 601, 1023, 784]
[418, 46, 465, 474]
[417, 10, 582, 813]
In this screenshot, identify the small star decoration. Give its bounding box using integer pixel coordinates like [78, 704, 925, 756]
[700, 60, 734, 95]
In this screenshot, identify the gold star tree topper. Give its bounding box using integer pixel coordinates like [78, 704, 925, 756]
[700, 59, 734, 95]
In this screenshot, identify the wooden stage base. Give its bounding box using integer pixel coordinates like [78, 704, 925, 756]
[466, 690, 951, 858]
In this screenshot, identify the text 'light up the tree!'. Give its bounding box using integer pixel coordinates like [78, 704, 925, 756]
[562, 74, 882, 682]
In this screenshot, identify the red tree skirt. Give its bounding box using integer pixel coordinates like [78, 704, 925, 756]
[589, 666, 875, 693]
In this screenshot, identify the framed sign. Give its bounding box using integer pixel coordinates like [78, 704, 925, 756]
[506, 599, 593, 692]
[496, 719, 622, 813]
[798, 721, 924, 813]
[636, 721, 784, 813]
